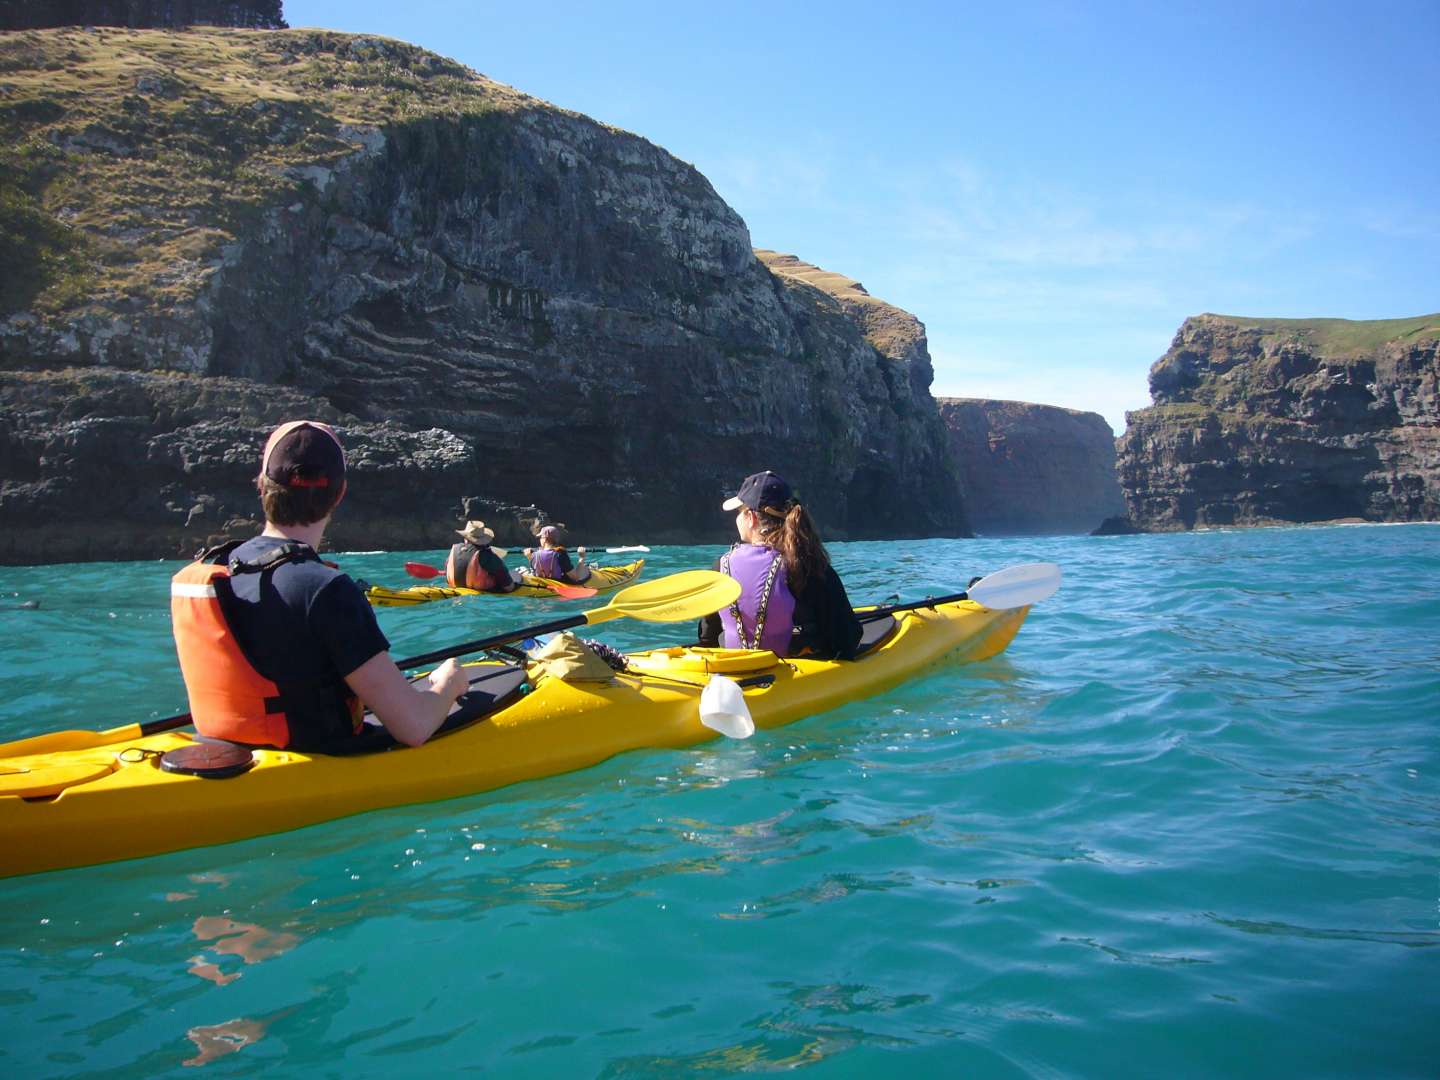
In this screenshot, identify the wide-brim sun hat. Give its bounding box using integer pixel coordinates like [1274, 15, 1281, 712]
[456, 520, 494, 544]
[457, 521, 509, 557]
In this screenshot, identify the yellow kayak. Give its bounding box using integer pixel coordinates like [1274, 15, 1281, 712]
[0, 596, 1029, 878]
[367, 559, 645, 606]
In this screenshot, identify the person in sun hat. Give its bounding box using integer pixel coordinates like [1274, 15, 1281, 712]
[523, 523, 591, 585]
[170, 420, 469, 752]
[697, 470, 861, 660]
[445, 519, 519, 593]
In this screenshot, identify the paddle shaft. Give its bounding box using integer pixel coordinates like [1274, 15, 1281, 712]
[124, 593, 963, 741]
[856, 565, 1061, 622]
[93, 583, 1005, 739]
[106, 612, 594, 742]
[397, 612, 595, 670]
[857, 590, 970, 623]
[1, 569, 737, 757]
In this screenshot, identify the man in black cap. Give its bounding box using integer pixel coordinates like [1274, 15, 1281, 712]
[171, 420, 468, 751]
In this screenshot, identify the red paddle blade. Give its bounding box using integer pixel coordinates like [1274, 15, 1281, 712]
[547, 582, 598, 599]
[404, 561, 444, 579]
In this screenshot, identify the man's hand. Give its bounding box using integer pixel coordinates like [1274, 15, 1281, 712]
[428, 657, 469, 702]
[346, 652, 471, 747]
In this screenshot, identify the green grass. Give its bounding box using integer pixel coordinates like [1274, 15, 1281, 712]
[1198, 312, 1440, 356]
[0, 165, 94, 311]
[0, 26, 520, 318]
[1138, 402, 1216, 419]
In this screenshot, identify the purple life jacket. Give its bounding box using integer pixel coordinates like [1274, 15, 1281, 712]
[529, 546, 592, 583]
[718, 544, 796, 655]
[529, 547, 563, 579]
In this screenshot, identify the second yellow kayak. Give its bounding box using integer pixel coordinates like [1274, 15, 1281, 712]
[367, 559, 645, 606]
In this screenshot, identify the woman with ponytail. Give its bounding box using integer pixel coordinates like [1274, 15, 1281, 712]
[698, 470, 862, 660]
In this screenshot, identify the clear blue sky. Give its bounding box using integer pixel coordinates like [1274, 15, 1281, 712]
[285, 0, 1439, 434]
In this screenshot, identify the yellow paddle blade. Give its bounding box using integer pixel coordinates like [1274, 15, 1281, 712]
[585, 570, 740, 625]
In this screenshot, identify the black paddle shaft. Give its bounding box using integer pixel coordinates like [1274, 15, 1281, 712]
[137, 612, 596, 738]
[856, 590, 969, 624]
[139, 585, 973, 737]
[396, 612, 592, 670]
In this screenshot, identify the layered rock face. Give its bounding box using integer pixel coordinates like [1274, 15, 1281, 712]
[755, 251, 969, 534]
[1116, 314, 1440, 529]
[0, 28, 966, 563]
[937, 398, 1124, 535]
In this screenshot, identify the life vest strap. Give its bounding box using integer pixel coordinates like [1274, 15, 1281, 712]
[228, 540, 316, 576]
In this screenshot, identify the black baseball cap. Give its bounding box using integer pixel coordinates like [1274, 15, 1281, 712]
[722, 470, 793, 513]
[259, 420, 346, 489]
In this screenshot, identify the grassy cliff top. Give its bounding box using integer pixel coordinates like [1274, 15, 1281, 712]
[756, 249, 873, 301]
[756, 248, 926, 362]
[0, 26, 535, 315]
[936, 396, 1103, 421]
[1197, 312, 1440, 356]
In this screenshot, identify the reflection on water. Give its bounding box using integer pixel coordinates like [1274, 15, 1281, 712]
[186, 916, 300, 985]
[183, 1016, 271, 1068]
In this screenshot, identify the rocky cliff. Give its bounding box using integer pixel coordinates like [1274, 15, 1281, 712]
[0, 1, 288, 31]
[1115, 313, 1440, 530]
[936, 398, 1124, 535]
[0, 27, 967, 563]
[754, 250, 970, 533]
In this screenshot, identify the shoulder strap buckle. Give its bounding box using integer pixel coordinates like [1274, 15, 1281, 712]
[227, 540, 317, 576]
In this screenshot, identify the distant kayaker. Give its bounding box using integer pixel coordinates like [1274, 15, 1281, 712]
[523, 525, 591, 585]
[446, 520, 519, 593]
[171, 420, 469, 751]
[698, 470, 862, 660]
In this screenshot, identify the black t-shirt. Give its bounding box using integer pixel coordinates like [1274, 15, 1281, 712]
[697, 551, 862, 661]
[475, 544, 516, 591]
[224, 535, 390, 690]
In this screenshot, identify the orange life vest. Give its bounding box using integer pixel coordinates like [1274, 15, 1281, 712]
[446, 542, 504, 590]
[171, 542, 362, 749]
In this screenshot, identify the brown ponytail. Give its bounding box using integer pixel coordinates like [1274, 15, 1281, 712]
[753, 499, 831, 593]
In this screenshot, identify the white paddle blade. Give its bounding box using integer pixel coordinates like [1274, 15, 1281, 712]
[967, 562, 1062, 610]
[699, 674, 755, 739]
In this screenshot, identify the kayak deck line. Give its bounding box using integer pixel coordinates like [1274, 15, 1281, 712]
[0, 598, 1029, 878]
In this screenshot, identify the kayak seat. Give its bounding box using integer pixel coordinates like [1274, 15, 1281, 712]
[853, 615, 897, 658]
[325, 663, 529, 756]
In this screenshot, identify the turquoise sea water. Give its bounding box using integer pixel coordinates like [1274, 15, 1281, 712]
[0, 525, 1436, 1077]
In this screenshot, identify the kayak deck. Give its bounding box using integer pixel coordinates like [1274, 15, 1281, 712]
[0, 597, 1028, 878]
[367, 559, 645, 606]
